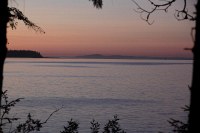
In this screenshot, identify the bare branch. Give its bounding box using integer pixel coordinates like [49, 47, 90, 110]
[174, 0, 195, 21]
[42, 106, 63, 124]
[131, 0, 195, 24]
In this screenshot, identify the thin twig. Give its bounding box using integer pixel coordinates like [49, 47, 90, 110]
[131, 0, 195, 24]
[42, 106, 63, 124]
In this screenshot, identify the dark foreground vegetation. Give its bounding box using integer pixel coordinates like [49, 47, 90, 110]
[0, 91, 126, 133]
[0, 0, 198, 132]
[0, 91, 188, 133]
[7, 50, 43, 58]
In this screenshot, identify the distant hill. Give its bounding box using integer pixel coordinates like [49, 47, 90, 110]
[76, 54, 192, 60]
[7, 50, 43, 58]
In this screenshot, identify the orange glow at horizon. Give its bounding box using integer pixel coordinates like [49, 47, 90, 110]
[7, 0, 195, 58]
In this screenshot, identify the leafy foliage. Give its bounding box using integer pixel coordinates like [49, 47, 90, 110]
[0, 91, 126, 133]
[90, 119, 100, 133]
[0, 91, 60, 133]
[8, 7, 45, 33]
[14, 113, 43, 133]
[60, 115, 126, 133]
[103, 115, 126, 133]
[89, 0, 103, 9]
[0, 90, 23, 132]
[168, 118, 188, 133]
[168, 106, 189, 133]
[60, 119, 79, 133]
[7, 0, 103, 33]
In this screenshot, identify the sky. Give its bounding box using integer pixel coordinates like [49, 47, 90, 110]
[7, 0, 196, 57]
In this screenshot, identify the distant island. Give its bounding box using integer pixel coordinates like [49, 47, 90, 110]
[76, 54, 192, 60]
[7, 50, 43, 58]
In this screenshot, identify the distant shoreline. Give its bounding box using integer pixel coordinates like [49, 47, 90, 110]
[7, 50, 43, 58]
[7, 51, 192, 60]
[73, 54, 192, 60]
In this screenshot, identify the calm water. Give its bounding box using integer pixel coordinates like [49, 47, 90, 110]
[4, 58, 192, 133]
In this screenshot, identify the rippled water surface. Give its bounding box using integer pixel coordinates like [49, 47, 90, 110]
[4, 58, 192, 133]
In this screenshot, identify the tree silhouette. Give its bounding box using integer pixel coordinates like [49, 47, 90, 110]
[1, 0, 199, 132]
[0, 0, 9, 109]
[131, 0, 199, 132]
[0, 0, 103, 110]
[0, 0, 45, 111]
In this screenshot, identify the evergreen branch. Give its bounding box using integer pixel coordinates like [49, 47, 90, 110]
[8, 7, 45, 33]
[89, 0, 103, 9]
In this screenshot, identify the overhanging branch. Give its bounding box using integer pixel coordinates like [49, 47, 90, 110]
[131, 0, 195, 24]
[89, 0, 103, 9]
[8, 7, 45, 33]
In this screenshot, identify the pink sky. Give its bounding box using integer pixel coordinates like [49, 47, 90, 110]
[7, 0, 195, 57]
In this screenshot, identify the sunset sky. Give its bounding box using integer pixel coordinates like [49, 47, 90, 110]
[7, 0, 196, 57]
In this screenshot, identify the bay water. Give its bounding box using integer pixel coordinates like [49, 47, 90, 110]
[4, 58, 191, 133]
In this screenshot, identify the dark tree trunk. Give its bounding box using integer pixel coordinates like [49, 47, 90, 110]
[188, 0, 200, 132]
[0, 0, 8, 107]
